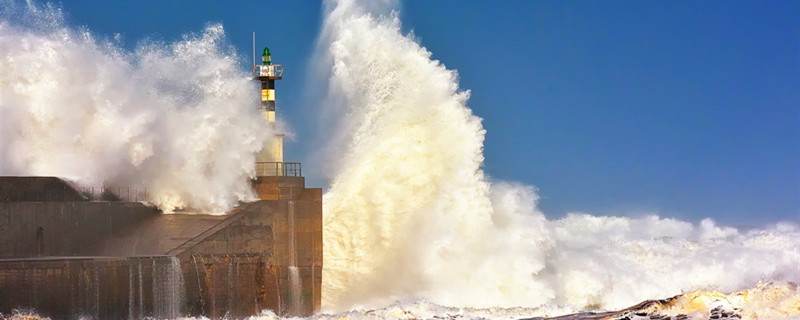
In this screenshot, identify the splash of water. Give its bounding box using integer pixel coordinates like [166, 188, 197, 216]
[315, 0, 800, 312]
[3, 281, 798, 319]
[0, 1, 270, 212]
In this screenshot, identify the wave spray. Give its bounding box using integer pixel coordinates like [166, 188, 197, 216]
[316, 0, 800, 312]
[0, 2, 270, 213]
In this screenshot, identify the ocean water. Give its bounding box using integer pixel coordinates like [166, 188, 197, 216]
[315, 0, 800, 315]
[1, 0, 798, 319]
[3, 282, 798, 319]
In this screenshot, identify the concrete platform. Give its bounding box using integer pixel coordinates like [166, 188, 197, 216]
[0, 177, 322, 319]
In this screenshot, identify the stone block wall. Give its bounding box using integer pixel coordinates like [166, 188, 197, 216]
[0, 256, 182, 320]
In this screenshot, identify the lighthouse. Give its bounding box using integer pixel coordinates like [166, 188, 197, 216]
[254, 46, 284, 164]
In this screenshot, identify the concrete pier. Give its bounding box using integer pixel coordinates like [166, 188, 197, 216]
[0, 176, 322, 319]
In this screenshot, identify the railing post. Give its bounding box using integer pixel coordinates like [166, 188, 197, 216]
[254, 161, 303, 177]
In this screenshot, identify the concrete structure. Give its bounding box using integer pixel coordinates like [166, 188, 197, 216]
[0, 43, 319, 319]
[0, 176, 321, 319]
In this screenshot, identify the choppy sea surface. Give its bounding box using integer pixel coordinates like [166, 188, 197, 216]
[2, 1, 798, 320]
[3, 282, 798, 320]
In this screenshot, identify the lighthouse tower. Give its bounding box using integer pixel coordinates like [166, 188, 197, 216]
[251, 42, 302, 185]
[254, 46, 284, 164]
[248, 43, 320, 317]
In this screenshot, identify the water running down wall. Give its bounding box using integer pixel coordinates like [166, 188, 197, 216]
[1, 0, 798, 317]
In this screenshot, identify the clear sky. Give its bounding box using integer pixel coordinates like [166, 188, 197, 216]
[57, 0, 798, 225]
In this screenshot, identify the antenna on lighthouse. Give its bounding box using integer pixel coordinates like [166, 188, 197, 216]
[252, 32, 256, 73]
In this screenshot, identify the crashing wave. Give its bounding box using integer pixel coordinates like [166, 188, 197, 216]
[3, 282, 797, 319]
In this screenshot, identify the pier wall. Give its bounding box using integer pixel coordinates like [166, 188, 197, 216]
[0, 202, 158, 258]
[0, 256, 183, 320]
[0, 177, 322, 319]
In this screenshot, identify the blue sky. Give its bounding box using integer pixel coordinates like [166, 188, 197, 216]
[59, 0, 798, 225]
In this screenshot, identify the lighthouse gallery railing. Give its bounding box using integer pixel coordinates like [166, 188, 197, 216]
[255, 162, 302, 177]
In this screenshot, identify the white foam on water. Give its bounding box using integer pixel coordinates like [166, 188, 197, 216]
[236, 281, 799, 319]
[1, 0, 798, 318]
[313, 0, 800, 313]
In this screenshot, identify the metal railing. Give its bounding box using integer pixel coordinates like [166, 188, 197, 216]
[255, 64, 283, 78]
[79, 186, 149, 201]
[1, 186, 149, 202]
[255, 162, 302, 177]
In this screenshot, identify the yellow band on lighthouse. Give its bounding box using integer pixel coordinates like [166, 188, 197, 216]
[263, 110, 276, 122]
[261, 89, 275, 101]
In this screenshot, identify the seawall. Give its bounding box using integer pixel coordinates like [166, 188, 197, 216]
[0, 177, 322, 319]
